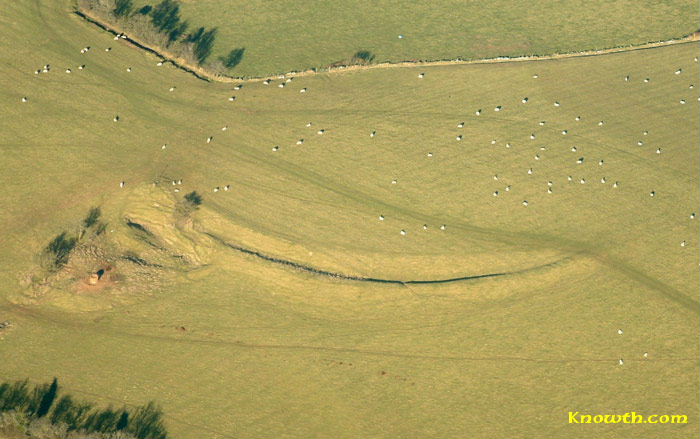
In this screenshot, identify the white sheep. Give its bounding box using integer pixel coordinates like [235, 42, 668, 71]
[650, 191, 655, 197]
[457, 122, 464, 128]
[522, 200, 529, 206]
[656, 148, 662, 154]
[263, 79, 271, 85]
[418, 73, 425, 78]
[272, 145, 279, 151]
[233, 85, 242, 90]
[539, 121, 545, 126]
[422, 224, 428, 230]
[579, 178, 586, 184]
[391, 179, 397, 184]
[505, 185, 511, 192]
[296, 139, 304, 145]
[224, 185, 230, 191]
[113, 115, 120, 122]
[613, 181, 619, 188]
[532, 74, 538, 78]
[681, 240, 686, 247]
[105, 47, 112, 52]
[617, 329, 623, 335]
[690, 213, 696, 219]
[278, 83, 285, 88]
[21, 97, 28, 103]
[222, 126, 228, 131]
[576, 157, 584, 164]
[493, 191, 499, 197]
[300, 88, 307, 93]
[228, 96, 236, 101]
[643, 130, 648, 135]
[505, 143, 512, 148]
[213, 187, 219, 192]
[370, 131, 376, 138]
[169, 86, 175, 92]
[547, 188, 552, 194]
[494, 106, 502, 111]
[527, 168, 533, 175]
[553, 101, 560, 107]
[119, 181, 125, 188]
[599, 159, 604, 166]
[65, 69, 71, 73]
[440, 224, 446, 230]
[317, 129, 325, 135]
[206, 136, 213, 144]
[598, 121, 604, 126]
[644, 78, 650, 83]
[126, 67, 132, 72]
[161, 144, 167, 150]
[491, 139, 496, 144]
[475, 109, 481, 115]
[567, 176, 573, 182]
[547, 181, 553, 187]
[643, 352, 648, 359]
[456, 135, 463, 141]
[534, 154, 540, 160]
[530, 133, 535, 140]
[521, 97, 528, 103]
[571, 146, 577, 152]
[400, 229, 407, 236]
[600, 177, 606, 183]
[675, 68, 682, 75]
[575, 116, 581, 121]
[306, 122, 312, 127]
[379, 215, 385, 221]
[493, 174, 499, 180]
[619, 358, 624, 366]
[427, 152, 433, 157]
[680, 99, 686, 104]
[561, 130, 568, 135]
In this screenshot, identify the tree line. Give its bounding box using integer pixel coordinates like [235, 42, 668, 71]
[0, 378, 167, 438]
[79, 0, 245, 72]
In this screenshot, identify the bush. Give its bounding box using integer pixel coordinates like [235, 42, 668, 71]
[352, 50, 375, 64]
[44, 232, 77, 270]
[114, 0, 133, 17]
[183, 191, 202, 207]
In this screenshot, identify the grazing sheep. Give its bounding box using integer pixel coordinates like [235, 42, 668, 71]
[576, 157, 584, 164]
[539, 121, 545, 126]
[300, 88, 307, 93]
[418, 73, 425, 78]
[681, 240, 686, 247]
[457, 122, 464, 128]
[644, 78, 649, 83]
[598, 121, 605, 126]
[690, 84, 695, 89]
[391, 179, 397, 184]
[547, 181, 553, 187]
[233, 84, 242, 90]
[213, 187, 219, 192]
[370, 131, 376, 138]
[177, 179, 182, 184]
[532, 74, 538, 78]
[643, 352, 648, 359]
[491, 139, 496, 144]
[400, 229, 407, 236]
[263, 79, 271, 85]
[619, 358, 624, 366]
[522, 200, 529, 206]
[521, 97, 528, 103]
[475, 109, 481, 115]
[222, 126, 228, 131]
[317, 129, 325, 135]
[169, 86, 175, 92]
[539, 145, 546, 151]
[493, 174, 499, 180]
[527, 168, 533, 175]
[547, 188, 552, 194]
[618, 329, 623, 335]
[427, 152, 433, 157]
[494, 106, 502, 111]
[65, 69, 71, 73]
[206, 136, 213, 144]
[600, 177, 606, 183]
[553, 101, 560, 107]
[126, 67, 132, 72]
[656, 148, 661, 154]
[561, 130, 568, 135]
[637, 140, 644, 146]
[172, 180, 177, 185]
[272, 145, 279, 151]
[398, 34, 404, 39]
[161, 144, 167, 150]
[296, 139, 304, 145]
[534, 154, 540, 160]
[650, 191, 655, 197]
[278, 83, 285, 88]
[78, 65, 85, 70]
[174, 188, 180, 193]
[113, 115, 120, 122]
[456, 135, 463, 141]
[285, 78, 292, 83]
[493, 191, 499, 197]
[422, 224, 428, 230]
[571, 146, 577, 152]
[379, 215, 385, 221]
[690, 213, 696, 219]
[224, 185, 230, 191]
[440, 224, 446, 230]
[505, 143, 512, 148]
[505, 185, 511, 192]
[680, 99, 686, 104]
[530, 133, 536, 140]
[157, 61, 164, 66]
[624, 75, 629, 81]
[599, 159, 604, 166]
[643, 130, 648, 135]
[675, 68, 682, 75]
[567, 176, 573, 182]
[613, 181, 619, 188]
[119, 181, 125, 188]
[228, 96, 236, 101]
[579, 178, 586, 184]
[21, 97, 28, 103]
[575, 116, 581, 121]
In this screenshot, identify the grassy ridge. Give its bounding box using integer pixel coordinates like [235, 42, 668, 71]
[0, 0, 698, 438]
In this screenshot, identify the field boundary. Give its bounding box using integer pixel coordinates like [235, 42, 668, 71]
[74, 8, 700, 83]
[204, 231, 569, 285]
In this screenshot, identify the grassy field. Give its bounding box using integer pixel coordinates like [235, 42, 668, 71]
[128, 0, 700, 77]
[1, 0, 699, 438]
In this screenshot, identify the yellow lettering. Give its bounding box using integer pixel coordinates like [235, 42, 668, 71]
[568, 412, 580, 424]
